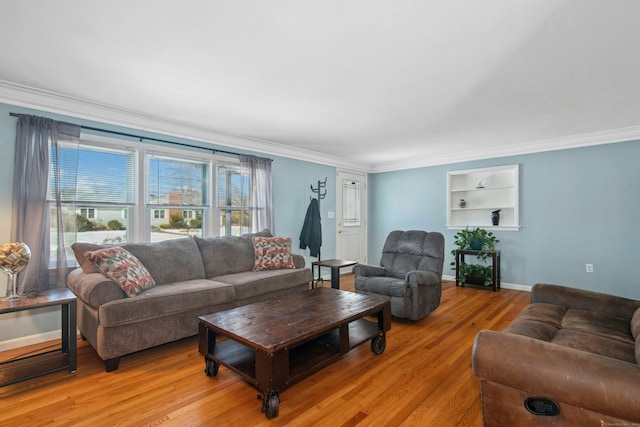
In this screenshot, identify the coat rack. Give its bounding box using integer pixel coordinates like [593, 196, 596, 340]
[310, 177, 327, 285]
[310, 177, 327, 203]
[310, 177, 327, 257]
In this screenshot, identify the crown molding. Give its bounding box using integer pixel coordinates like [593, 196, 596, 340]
[369, 126, 640, 172]
[0, 80, 365, 171]
[2, 80, 637, 175]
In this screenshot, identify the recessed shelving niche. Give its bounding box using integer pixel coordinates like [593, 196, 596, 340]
[447, 164, 520, 231]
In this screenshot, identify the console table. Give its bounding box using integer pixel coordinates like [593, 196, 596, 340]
[454, 250, 501, 292]
[0, 288, 77, 386]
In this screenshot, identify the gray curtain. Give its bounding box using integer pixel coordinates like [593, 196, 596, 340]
[11, 114, 80, 292]
[239, 154, 274, 234]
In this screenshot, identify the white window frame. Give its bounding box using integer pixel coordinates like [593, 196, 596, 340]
[76, 134, 222, 243]
[79, 208, 96, 219]
[216, 157, 257, 236]
[144, 148, 212, 241]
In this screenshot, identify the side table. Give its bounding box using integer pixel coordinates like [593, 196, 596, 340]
[455, 250, 501, 292]
[311, 259, 357, 289]
[0, 288, 77, 386]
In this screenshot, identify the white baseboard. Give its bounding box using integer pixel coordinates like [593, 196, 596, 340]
[442, 274, 532, 292]
[0, 330, 62, 352]
[1, 276, 530, 353]
[501, 282, 532, 292]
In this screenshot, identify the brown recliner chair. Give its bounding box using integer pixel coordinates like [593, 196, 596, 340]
[353, 230, 445, 321]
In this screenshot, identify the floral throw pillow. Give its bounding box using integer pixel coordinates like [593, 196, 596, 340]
[252, 237, 296, 271]
[85, 246, 156, 297]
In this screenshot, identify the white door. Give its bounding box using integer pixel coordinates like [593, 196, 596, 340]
[336, 171, 367, 267]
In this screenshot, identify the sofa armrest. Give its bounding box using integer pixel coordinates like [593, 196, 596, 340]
[66, 268, 125, 309]
[406, 270, 440, 287]
[473, 329, 640, 422]
[353, 264, 386, 277]
[532, 283, 640, 319]
[293, 254, 306, 269]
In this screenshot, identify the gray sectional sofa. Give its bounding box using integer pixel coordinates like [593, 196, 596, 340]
[66, 230, 312, 371]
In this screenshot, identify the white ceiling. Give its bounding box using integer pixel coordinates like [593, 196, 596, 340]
[1, 0, 640, 172]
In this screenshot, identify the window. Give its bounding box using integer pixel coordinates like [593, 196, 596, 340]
[147, 153, 210, 241]
[48, 134, 217, 266]
[342, 180, 361, 227]
[217, 163, 250, 236]
[79, 208, 96, 219]
[48, 132, 275, 267]
[49, 142, 135, 254]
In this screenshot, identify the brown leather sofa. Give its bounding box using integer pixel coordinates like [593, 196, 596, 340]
[472, 283, 640, 426]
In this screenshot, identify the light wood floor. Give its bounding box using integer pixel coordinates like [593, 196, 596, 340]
[0, 276, 530, 427]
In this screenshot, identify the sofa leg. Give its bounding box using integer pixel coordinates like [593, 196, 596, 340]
[104, 358, 120, 372]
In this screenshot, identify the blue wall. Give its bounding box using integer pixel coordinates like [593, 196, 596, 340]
[272, 157, 336, 257]
[368, 141, 640, 299]
[2, 98, 639, 343]
[0, 102, 336, 261]
[0, 102, 336, 343]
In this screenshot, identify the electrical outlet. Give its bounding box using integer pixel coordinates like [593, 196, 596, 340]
[586, 264, 593, 273]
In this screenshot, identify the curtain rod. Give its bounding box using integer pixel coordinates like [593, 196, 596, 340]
[9, 112, 241, 157]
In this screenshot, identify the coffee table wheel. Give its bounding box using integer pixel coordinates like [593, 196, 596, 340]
[204, 357, 220, 377]
[261, 392, 279, 419]
[370, 334, 386, 355]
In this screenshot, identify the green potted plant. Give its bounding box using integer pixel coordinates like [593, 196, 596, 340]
[457, 263, 493, 286]
[450, 227, 499, 286]
[452, 226, 498, 251]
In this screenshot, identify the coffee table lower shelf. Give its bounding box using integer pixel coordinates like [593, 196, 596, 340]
[205, 318, 383, 380]
[198, 289, 390, 419]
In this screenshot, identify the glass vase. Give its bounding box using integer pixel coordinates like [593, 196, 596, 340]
[2, 271, 24, 301]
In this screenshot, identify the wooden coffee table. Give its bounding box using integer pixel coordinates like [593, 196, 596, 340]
[198, 287, 391, 419]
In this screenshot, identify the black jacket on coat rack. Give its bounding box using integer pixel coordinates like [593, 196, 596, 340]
[299, 198, 322, 257]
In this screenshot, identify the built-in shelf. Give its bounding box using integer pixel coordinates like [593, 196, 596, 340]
[447, 164, 520, 231]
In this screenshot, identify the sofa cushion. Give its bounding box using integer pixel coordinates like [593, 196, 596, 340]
[215, 268, 311, 301]
[85, 246, 156, 297]
[72, 237, 206, 285]
[72, 242, 103, 274]
[503, 303, 565, 340]
[550, 328, 636, 363]
[252, 236, 296, 271]
[354, 276, 411, 298]
[122, 238, 206, 285]
[195, 230, 272, 278]
[504, 302, 637, 364]
[562, 308, 633, 344]
[99, 279, 236, 327]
